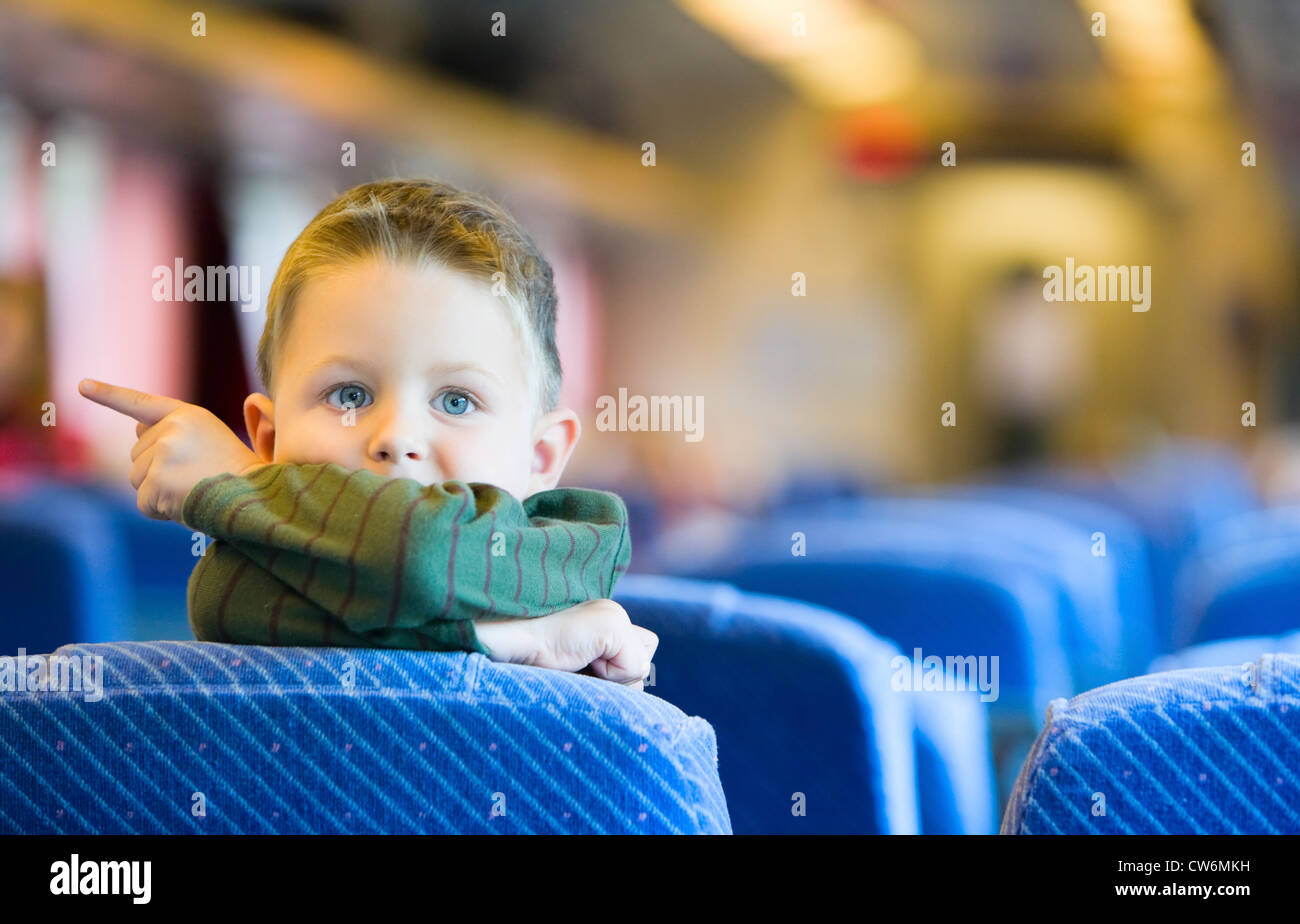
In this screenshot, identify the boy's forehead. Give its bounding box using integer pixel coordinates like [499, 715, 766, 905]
[282, 260, 533, 390]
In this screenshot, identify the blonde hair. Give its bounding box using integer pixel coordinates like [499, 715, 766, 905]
[258, 178, 562, 413]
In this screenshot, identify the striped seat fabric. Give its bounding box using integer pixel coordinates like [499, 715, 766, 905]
[0, 641, 730, 834]
[1002, 654, 1300, 834]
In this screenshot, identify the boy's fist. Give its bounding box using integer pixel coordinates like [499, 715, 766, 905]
[474, 599, 658, 691]
[78, 378, 268, 526]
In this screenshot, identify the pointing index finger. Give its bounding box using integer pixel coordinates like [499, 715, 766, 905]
[78, 379, 184, 427]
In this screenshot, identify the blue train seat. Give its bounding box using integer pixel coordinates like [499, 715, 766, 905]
[1172, 506, 1300, 648]
[1002, 654, 1300, 833]
[0, 480, 133, 655]
[614, 575, 928, 833]
[771, 498, 1129, 691]
[939, 484, 1157, 674]
[1151, 630, 1300, 673]
[0, 640, 731, 834]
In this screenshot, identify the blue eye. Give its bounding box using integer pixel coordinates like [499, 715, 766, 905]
[439, 391, 475, 415]
[327, 383, 371, 410]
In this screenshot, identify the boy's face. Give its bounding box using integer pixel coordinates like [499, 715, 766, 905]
[243, 256, 578, 499]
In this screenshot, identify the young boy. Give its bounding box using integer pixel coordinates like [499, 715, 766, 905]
[80, 178, 655, 689]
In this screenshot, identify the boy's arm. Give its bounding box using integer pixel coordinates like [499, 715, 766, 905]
[187, 536, 491, 651]
[189, 540, 656, 690]
[182, 461, 630, 649]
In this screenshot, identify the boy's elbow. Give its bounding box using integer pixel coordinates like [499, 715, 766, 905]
[186, 538, 244, 643]
[187, 562, 224, 642]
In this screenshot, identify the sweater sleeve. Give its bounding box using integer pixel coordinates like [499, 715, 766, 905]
[186, 536, 490, 652]
[182, 461, 631, 652]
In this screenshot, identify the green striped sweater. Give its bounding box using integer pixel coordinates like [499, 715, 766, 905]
[183, 461, 631, 655]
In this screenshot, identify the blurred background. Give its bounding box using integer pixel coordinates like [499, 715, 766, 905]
[3, 0, 1298, 505]
[4, 0, 1300, 831]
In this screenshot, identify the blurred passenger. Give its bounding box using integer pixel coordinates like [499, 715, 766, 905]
[0, 273, 93, 482]
[972, 264, 1091, 466]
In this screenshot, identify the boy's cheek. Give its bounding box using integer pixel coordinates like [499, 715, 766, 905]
[454, 445, 530, 495]
[273, 427, 351, 468]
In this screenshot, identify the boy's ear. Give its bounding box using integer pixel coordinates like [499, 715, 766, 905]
[527, 406, 581, 496]
[243, 393, 276, 463]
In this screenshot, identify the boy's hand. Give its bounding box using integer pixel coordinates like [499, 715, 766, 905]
[474, 600, 658, 692]
[78, 378, 269, 526]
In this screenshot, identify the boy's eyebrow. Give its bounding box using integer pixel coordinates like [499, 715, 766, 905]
[305, 354, 503, 386]
[304, 354, 379, 378]
[428, 361, 503, 385]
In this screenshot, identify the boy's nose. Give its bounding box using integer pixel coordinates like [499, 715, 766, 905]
[371, 433, 426, 464]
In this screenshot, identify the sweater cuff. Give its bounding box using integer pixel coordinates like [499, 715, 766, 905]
[460, 618, 489, 657]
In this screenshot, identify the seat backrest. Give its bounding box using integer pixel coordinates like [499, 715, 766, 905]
[80, 482, 198, 641]
[773, 498, 1126, 690]
[656, 504, 1084, 807]
[0, 641, 730, 834]
[0, 483, 132, 655]
[666, 516, 1073, 725]
[941, 484, 1158, 670]
[1002, 654, 1300, 833]
[761, 467, 875, 514]
[1115, 439, 1259, 542]
[999, 442, 1259, 652]
[1150, 631, 1300, 672]
[1174, 513, 1300, 648]
[615, 574, 922, 834]
[909, 676, 998, 834]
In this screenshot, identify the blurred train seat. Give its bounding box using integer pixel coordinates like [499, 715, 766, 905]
[1000, 439, 1259, 655]
[0, 477, 133, 656]
[1115, 439, 1260, 544]
[939, 484, 1157, 675]
[772, 497, 1130, 691]
[615, 574, 996, 834]
[760, 467, 879, 515]
[0, 640, 731, 834]
[0, 476, 194, 644]
[1172, 505, 1300, 649]
[654, 509, 1072, 802]
[1151, 630, 1300, 673]
[910, 661, 998, 834]
[92, 486, 198, 641]
[1002, 654, 1300, 834]
[616, 575, 918, 833]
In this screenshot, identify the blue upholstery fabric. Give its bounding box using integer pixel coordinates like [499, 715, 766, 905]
[1151, 631, 1300, 673]
[1001, 440, 1259, 654]
[1114, 440, 1259, 543]
[19, 479, 196, 641]
[762, 467, 876, 514]
[1002, 654, 1300, 834]
[667, 511, 1074, 724]
[0, 484, 133, 656]
[1173, 507, 1300, 648]
[940, 484, 1158, 674]
[1177, 503, 1300, 551]
[911, 686, 998, 834]
[91, 487, 198, 641]
[774, 498, 1125, 691]
[662, 511, 1074, 806]
[0, 641, 731, 834]
[614, 575, 926, 833]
